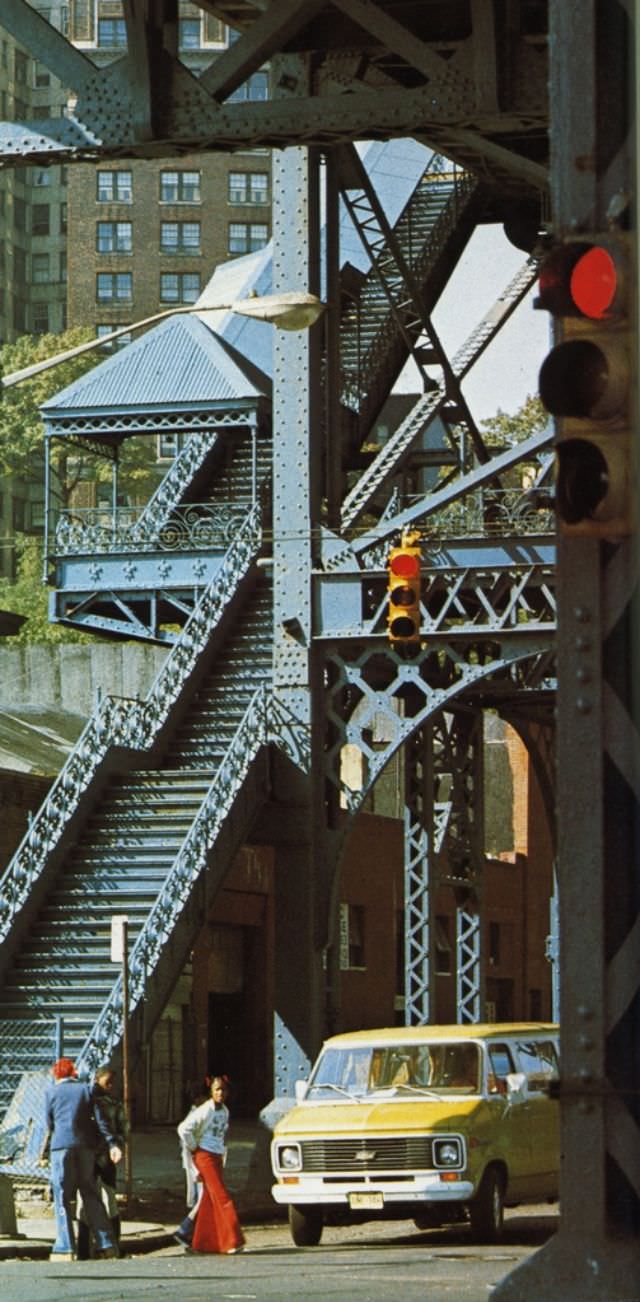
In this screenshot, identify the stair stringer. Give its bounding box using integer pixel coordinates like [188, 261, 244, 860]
[0, 505, 263, 975]
[77, 696, 271, 1075]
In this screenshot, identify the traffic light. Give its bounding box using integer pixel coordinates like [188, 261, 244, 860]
[536, 232, 634, 537]
[387, 532, 422, 644]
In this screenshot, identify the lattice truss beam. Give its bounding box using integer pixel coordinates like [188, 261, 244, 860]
[403, 712, 485, 1026]
[0, 0, 548, 186]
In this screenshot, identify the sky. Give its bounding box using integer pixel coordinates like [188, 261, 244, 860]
[395, 223, 551, 424]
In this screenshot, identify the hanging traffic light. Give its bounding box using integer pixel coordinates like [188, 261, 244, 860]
[536, 232, 634, 537]
[387, 532, 422, 643]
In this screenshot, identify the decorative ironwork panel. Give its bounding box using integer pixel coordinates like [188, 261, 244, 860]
[54, 502, 253, 555]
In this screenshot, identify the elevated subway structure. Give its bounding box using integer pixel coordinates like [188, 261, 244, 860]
[0, 5, 636, 1299]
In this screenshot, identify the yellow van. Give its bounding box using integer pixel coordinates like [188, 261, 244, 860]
[271, 1023, 559, 1246]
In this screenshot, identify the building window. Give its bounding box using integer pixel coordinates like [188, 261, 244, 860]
[97, 170, 133, 203]
[229, 71, 268, 101]
[179, 17, 201, 49]
[60, 202, 68, 234]
[96, 220, 133, 253]
[32, 204, 50, 236]
[15, 50, 29, 83]
[32, 302, 50, 334]
[228, 172, 269, 205]
[32, 168, 52, 187]
[97, 323, 132, 350]
[228, 222, 269, 254]
[60, 251, 67, 283]
[489, 921, 501, 967]
[160, 170, 201, 203]
[160, 272, 200, 304]
[339, 903, 366, 970]
[97, 272, 133, 302]
[157, 432, 185, 460]
[160, 221, 201, 255]
[13, 198, 27, 232]
[434, 917, 453, 975]
[35, 69, 51, 88]
[32, 252, 50, 284]
[97, 18, 127, 46]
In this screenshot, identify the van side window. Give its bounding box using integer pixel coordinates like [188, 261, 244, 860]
[515, 1040, 559, 1092]
[488, 1043, 515, 1094]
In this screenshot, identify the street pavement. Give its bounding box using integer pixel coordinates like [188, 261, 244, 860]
[0, 1122, 559, 1299]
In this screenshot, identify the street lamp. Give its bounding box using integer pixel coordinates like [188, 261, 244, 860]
[0, 290, 326, 391]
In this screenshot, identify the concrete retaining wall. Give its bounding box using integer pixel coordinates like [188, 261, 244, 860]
[0, 643, 168, 717]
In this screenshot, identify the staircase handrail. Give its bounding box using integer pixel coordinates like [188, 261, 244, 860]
[340, 256, 540, 530]
[0, 503, 263, 943]
[340, 170, 478, 411]
[78, 683, 271, 1072]
[121, 429, 219, 540]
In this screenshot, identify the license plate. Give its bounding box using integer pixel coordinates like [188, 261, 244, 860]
[348, 1192, 384, 1210]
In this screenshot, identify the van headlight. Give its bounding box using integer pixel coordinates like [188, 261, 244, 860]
[433, 1139, 462, 1168]
[276, 1142, 302, 1172]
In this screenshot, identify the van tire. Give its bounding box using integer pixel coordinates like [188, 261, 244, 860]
[289, 1204, 323, 1247]
[469, 1168, 505, 1243]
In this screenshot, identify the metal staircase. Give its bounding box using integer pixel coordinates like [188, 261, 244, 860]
[338, 155, 482, 447]
[0, 153, 493, 1121]
[0, 572, 272, 1112]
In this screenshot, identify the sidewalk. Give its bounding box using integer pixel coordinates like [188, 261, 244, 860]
[0, 1119, 281, 1260]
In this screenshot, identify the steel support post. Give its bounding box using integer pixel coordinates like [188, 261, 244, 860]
[269, 104, 324, 1099]
[403, 725, 436, 1025]
[494, 2, 640, 1296]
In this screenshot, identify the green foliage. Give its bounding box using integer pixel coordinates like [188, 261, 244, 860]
[0, 330, 160, 505]
[480, 395, 548, 450]
[0, 536, 91, 644]
[0, 329, 96, 484]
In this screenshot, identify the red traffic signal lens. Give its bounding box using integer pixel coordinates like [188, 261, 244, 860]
[389, 551, 420, 579]
[570, 246, 617, 320]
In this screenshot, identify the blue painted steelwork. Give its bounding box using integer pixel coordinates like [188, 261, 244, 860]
[0, 138, 557, 1120]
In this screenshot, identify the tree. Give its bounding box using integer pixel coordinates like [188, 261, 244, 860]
[479, 394, 549, 450]
[0, 331, 159, 508]
[0, 536, 90, 644]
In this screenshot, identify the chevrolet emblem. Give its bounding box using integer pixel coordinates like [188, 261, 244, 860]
[354, 1148, 376, 1161]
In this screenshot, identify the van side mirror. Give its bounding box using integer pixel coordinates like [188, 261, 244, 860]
[505, 1072, 528, 1101]
[294, 1079, 308, 1103]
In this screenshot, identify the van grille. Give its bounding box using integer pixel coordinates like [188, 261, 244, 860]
[300, 1136, 434, 1172]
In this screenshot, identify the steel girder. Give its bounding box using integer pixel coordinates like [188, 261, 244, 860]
[0, 0, 548, 196]
[403, 712, 486, 1027]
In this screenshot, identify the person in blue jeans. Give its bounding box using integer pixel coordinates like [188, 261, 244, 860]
[44, 1057, 122, 1261]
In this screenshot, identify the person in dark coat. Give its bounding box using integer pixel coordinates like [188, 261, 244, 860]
[44, 1057, 122, 1260]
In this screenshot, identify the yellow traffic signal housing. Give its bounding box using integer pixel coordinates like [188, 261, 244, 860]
[387, 532, 422, 643]
[536, 233, 635, 538]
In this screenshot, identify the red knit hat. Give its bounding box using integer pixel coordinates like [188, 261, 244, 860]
[52, 1057, 76, 1079]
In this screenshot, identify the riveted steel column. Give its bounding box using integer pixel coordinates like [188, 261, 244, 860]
[270, 94, 324, 1098]
[493, 1, 640, 1296]
[404, 725, 436, 1025]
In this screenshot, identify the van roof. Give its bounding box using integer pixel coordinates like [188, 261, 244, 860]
[320, 1024, 559, 1049]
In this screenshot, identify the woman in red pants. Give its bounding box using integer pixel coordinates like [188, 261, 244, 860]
[177, 1075, 244, 1254]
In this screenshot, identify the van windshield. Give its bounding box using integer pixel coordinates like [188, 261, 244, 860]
[306, 1042, 481, 1098]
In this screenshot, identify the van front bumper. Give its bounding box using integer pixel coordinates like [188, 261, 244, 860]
[272, 1173, 475, 1207]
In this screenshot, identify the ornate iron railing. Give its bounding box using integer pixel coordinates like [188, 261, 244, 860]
[54, 501, 252, 555]
[0, 504, 263, 943]
[135, 429, 219, 535]
[78, 684, 270, 1072]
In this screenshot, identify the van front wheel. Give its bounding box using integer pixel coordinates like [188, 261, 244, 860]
[289, 1204, 323, 1247]
[469, 1168, 505, 1243]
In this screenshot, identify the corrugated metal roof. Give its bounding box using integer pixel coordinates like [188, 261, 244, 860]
[41, 314, 269, 415]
